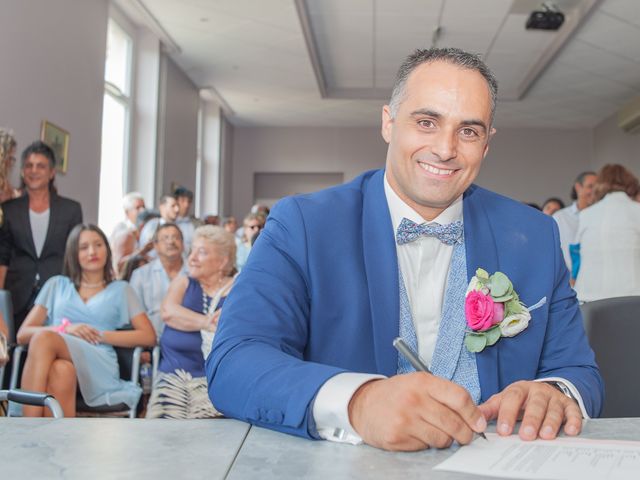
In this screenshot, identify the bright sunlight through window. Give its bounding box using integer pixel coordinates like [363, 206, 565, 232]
[98, 20, 132, 237]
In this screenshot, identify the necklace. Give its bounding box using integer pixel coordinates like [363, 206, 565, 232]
[201, 277, 229, 316]
[202, 290, 213, 316]
[80, 280, 106, 289]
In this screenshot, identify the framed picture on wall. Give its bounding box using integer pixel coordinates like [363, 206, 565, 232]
[40, 120, 69, 173]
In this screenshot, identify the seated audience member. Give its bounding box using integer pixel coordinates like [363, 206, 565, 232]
[174, 187, 201, 252]
[542, 197, 565, 216]
[553, 171, 597, 271]
[0, 128, 20, 203]
[0, 141, 83, 331]
[525, 202, 541, 210]
[111, 192, 145, 240]
[207, 47, 602, 451]
[222, 216, 238, 235]
[111, 228, 138, 278]
[120, 254, 149, 282]
[146, 225, 235, 419]
[235, 213, 265, 271]
[136, 209, 160, 235]
[17, 224, 155, 417]
[250, 203, 270, 217]
[203, 214, 219, 226]
[574, 165, 640, 302]
[130, 223, 187, 337]
[139, 195, 180, 252]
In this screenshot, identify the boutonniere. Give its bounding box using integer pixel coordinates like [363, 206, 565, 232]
[464, 268, 531, 353]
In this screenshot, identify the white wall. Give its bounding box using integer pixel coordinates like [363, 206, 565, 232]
[129, 28, 161, 204]
[230, 127, 387, 219]
[593, 112, 640, 176]
[219, 115, 235, 217]
[199, 101, 222, 216]
[0, 0, 108, 222]
[229, 126, 594, 218]
[156, 56, 200, 200]
[477, 128, 594, 206]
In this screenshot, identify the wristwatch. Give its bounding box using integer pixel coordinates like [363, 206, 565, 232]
[546, 381, 577, 402]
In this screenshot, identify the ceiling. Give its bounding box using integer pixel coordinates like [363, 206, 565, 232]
[119, 0, 640, 129]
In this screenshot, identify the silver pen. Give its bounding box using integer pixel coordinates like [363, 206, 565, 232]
[393, 337, 488, 441]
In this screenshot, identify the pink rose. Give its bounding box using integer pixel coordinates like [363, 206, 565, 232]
[492, 302, 505, 325]
[465, 291, 497, 331]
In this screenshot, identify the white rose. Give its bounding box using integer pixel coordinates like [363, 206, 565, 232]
[499, 310, 531, 337]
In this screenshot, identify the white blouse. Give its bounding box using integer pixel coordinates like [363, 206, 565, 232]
[574, 192, 640, 302]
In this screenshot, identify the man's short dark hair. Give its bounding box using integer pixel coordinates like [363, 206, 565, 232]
[173, 186, 194, 201]
[159, 195, 175, 206]
[153, 222, 183, 243]
[389, 47, 499, 125]
[570, 171, 597, 200]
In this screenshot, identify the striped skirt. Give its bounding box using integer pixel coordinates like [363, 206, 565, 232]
[146, 369, 221, 419]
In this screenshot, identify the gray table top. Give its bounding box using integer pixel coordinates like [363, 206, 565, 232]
[229, 418, 640, 480]
[1, 417, 639, 479]
[0, 418, 250, 480]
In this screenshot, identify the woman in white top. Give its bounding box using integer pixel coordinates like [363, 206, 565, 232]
[574, 164, 640, 302]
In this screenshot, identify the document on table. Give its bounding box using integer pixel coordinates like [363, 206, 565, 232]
[434, 433, 640, 480]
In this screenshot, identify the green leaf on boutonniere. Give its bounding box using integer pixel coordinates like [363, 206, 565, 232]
[489, 272, 512, 297]
[492, 293, 513, 303]
[485, 325, 502, 346]
[504, 298, 523, 316]
[476, 268, 490, 280]
[465, 332, 487, 353]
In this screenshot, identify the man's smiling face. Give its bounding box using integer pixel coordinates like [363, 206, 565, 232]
[382, 60, 495, 221]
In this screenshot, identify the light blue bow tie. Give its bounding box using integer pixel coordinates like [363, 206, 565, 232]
[396, 217, 463, 246]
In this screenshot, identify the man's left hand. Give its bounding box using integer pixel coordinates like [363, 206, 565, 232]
[478, 381, 582, 441]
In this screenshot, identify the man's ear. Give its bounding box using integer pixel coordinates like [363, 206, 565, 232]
[482, 127, 497, 158]
[381, 105, 394, 144]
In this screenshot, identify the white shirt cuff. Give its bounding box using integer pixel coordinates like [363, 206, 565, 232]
[312, 372, 386, 445]
[535, 377, 590, 418]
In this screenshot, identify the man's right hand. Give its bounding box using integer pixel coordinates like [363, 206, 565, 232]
[348, 372, 487, 451]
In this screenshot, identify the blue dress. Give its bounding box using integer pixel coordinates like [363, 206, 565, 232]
[35, 276, 144, 408]
[146, 277, 226, 419]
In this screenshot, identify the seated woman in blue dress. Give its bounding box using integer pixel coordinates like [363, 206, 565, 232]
[17, 224, 156, 417]
[146, 225, 236, 419]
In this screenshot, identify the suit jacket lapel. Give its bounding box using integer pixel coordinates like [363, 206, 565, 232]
[463, 185, 500, 401]
[17, 195, 38, 259]
[362, 170, 399, 376]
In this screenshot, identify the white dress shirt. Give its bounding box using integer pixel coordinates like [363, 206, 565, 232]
[175, 216, 197, 252]
[552, 203, 579, 271]
[129, 258, 188, 337]
[313, 175, 461, 443]
[574, 192, 640, 302]
[313, 175, 587, 445]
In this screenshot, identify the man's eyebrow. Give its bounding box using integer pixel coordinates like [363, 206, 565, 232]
[410, 109, 441, 118]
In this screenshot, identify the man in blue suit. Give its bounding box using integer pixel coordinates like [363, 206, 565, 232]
[207, 48, 603, 451]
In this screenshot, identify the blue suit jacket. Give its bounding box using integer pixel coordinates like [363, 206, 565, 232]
[207, 169, 603, 438]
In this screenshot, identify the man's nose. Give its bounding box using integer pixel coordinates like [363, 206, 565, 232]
[430, 129, 457, 161]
